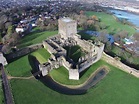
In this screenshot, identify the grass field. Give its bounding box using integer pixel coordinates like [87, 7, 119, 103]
[10, 59, 139, 104]
[0, 77, 4, 104]
[6, 48, 50, 77]
[50, 60, 104, 85]
[17, 28, 58, 48]
[86, 11, 136, 35]
[31, 48, 50, 64]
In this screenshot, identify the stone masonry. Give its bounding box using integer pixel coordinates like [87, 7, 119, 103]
[39, 17, 104, 80]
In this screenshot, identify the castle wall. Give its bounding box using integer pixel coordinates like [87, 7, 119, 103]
[95, 44, 105, 62]
[40, 17, 104, 80]
[43, 41, 57, 54]
[74, 35, 97, 55]
[69, 69, 79, 80]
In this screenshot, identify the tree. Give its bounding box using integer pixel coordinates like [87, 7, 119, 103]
[11, 32, 20, 44]
[105, 41, 112, 52]
[119, 31, 128, 39]
[92, 15, 99, 21]
[7, 25, 14, 36]
[133, 32, 139, 41]
[98, 30, 108, 43]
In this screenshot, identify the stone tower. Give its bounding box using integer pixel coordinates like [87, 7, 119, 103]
[58, 17, 77, 39]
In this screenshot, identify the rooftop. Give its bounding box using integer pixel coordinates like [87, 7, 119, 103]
[61, 17, 73, 23]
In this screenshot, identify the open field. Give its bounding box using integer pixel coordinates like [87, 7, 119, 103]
[0, 77, 4, 104]
[10, 59, 139, 104]
[86, 11, 136, 35]
[6, 48, 50, 77]
[17, 28, 58, 48]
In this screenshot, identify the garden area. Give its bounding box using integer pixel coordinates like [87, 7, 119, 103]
[9, 59, 139, 104]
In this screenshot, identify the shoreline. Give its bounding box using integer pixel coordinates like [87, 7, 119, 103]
[105, 7, 139, 15]
[107, 8, 139, 32]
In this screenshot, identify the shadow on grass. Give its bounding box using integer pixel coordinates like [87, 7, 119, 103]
[79, 66, 91, 79]
[5, 54, 29, 63]
[39, 75, 87, 95]
[28, 55, 40, 78]
[38, 68, 108, 95]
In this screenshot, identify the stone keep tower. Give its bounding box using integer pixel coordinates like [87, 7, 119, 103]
[58, 17, 77, 39]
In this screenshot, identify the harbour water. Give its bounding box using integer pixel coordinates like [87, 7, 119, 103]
[110, 9, 139, 30]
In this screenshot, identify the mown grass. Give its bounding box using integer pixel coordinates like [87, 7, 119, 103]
[17, 28, 57, 48]
[31, 48, 50, 64]
[6, 48, 50, 77]
[50, 60, 104, 85]
[86, 11, 136, 35]
[10, 59, 139, 104]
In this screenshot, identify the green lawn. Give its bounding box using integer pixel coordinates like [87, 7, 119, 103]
[10, 59, 139, 104]
[17, 28, 57, 48]
[6, 55, 32, 77]
[50, 60, 104, 85]
[0, 77, 4, 104]
[86, 11, 136, 35]
[111, 46, 139, 64]
[31, 48, 50, 64]
[6, 48, 50, 77]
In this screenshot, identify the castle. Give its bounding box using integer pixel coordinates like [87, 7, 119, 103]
[39, 17, 104, 80]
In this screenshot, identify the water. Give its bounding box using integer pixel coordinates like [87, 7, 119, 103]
[110, 9, 139, 28]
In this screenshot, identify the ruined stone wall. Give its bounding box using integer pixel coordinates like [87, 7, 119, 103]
[39, 55, 79, 80]
[43, 41, 57, 54]
[95, 44, 105, 62]
[43, 38, 67, 57]
[6, 43, 43, 60]
[79, 55, 97, 73]
[74, 35, 97, 54]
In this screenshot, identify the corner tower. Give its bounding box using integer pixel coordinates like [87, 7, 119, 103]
[58, 17, 77, 39]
